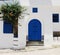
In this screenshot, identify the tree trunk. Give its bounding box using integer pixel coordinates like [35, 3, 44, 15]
[13, 22, 18, 38]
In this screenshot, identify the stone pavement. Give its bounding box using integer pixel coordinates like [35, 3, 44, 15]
[0, 46, 60, 55]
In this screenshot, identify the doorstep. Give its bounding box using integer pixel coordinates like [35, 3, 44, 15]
[26, 41, 44, 46]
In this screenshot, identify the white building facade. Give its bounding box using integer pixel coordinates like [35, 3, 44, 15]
[0, 0, 60, 49]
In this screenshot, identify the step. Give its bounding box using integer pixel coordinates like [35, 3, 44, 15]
[27, 41, 44, 46]
[13, 44, 18, 46]
[13, 38, 18, 41]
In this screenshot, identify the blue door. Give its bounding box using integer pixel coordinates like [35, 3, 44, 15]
[28, 19, 42, 41]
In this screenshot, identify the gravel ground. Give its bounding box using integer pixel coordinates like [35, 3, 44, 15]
[0, 46, 60, 55]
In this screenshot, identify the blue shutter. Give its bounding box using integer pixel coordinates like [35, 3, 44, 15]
[3, 21, 13, 33]
[53, 14, 59, 22]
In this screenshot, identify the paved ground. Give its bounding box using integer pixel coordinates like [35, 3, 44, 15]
[0, 46, 60, 55]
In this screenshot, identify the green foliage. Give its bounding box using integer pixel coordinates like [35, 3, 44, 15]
[1, 2, 26, 25]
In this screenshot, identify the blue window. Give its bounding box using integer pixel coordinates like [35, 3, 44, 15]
[3, 21, 13, 33]
[32, 8, 38, 13]
[53, 14, 59, 22]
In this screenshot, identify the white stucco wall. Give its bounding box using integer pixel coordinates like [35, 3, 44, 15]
[52, 0, 60, 6]
[0, 0, 60, 49]
[43, 6, 53, 47]
[0, 0, 27, 49]
[52, 6, 60, 31]
[0, 21, 13, 48]
[17, 19, 26, 49]
[30, 0, 52, 6]
[26, 6, 53, 47]
[52, 6, 60, 45]
[15, 0, 30, 49]
[25, 0, 52, 37]
[19, 0, 30, 6]
[26, 0, 53, 47]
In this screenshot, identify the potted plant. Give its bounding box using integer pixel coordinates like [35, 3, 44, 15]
[1, 2, 26, 37]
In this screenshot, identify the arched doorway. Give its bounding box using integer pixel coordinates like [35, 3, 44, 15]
[28, 19, 42, 41]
